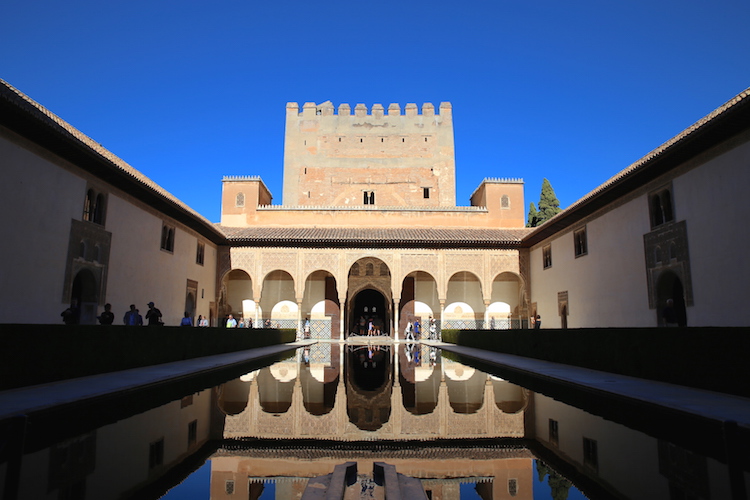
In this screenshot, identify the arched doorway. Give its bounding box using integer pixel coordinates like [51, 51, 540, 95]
[71, 269, 98, 325]
[657, 271, 687, 326]
[346, 257, 392, 337]
[351, 289, 388, 336]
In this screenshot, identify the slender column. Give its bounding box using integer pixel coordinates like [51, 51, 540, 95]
[484, 299, 491, 329]
[393, 298, 400, 342]
[297, 300, 303, 340]
[339, 294, 346, 341]
[253, 300, 259, 327]
[439, 300, 446, 330]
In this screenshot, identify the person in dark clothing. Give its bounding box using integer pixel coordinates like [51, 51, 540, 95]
[98, 303, 114, 325]
[61, 300, 80, 325]
[533, 315, 541, 329]
[145, 302, 163, 326]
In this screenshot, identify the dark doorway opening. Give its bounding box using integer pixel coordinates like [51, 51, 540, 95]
[71, 269, 98, 325]
[657, 271, 687, 327]
[350, 289, 388, 337]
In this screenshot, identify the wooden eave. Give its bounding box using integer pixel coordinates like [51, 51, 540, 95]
[523, 88, 750, 248]
[0, 80, 227, 245]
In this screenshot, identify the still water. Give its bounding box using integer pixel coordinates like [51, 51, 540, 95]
[2, 342, 741, 499]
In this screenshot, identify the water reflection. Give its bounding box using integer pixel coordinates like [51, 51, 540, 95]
[2, 343, 746, 499]
[222, 344, 527, 441]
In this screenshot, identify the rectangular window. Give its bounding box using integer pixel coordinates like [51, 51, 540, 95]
[549, 419, 559, 446]
[187, 420, 197, 446]
[364, 191, 375, 205]
[542, 245, 552, 269]
[574, 227, 588, 257]
[149, 438, 164, 469]
[423, 187, 430, 199]
[160, 224, 175, 253]
[196, 242, 205, 265]
[583, 437, 598, 472]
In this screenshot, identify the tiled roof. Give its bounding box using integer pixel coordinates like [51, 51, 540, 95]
[523, 87, 750, 246]
[218, 226, 531, 248]
[0, 78, 226, 243]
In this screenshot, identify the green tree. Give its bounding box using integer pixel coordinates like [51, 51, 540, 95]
[537, 178, 561, 223]
[527, 202, 540, 228]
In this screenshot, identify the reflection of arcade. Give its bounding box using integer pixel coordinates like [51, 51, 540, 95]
[346, 345, 392, 431]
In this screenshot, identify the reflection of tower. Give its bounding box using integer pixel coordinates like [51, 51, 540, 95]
[346, 346, 392, 430]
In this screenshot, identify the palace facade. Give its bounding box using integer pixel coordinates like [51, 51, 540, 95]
[1, 78, 748, 331]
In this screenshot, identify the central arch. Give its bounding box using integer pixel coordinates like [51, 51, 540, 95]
[346, 257, 392, 337]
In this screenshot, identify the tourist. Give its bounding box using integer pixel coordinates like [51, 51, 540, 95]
[226, 314, 237, 328]
[429, 316, 437, 339]
[123, 304, 142, 326]
[405, 320, 414, 341]
[98, 303, 114, 325]
[60, 299, 80, 325]
[490, 316, 495, 330]
[414, 319, 421, 340]
[145, 302, 163, 326]
[533, 314, 541, 329]
[304, 316, 310, 339]
[198, 314, 209, 327]
[180, 312, 193, 327]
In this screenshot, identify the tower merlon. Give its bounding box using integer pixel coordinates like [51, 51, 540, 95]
[285, 102, 453, 117]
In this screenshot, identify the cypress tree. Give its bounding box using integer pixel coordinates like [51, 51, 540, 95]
[527, 202, 539, 227]
[537, 178, 561, 223]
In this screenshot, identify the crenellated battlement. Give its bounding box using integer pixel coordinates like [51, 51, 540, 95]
[482, 177, 524, 184]
[286, 101, 452, 118]
[222, 175, 263, 182]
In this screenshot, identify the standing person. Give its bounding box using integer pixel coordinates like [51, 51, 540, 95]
[123, 304, 142, 326]
[145, 302, 163, 326]
[98, 303, 115, 325]
[533, 315, 542, 329]
[60, 299, 80, 325]
[197, 315, 209, 327]
[413, 319, 421, 340]
[490, 316, 496, 330]
[405, 320, 414, 341]
[429, 316, 437, 340]
[226, 314, 237, 328]
[180, 312, 193, 327]
[304, 316, 310, 339]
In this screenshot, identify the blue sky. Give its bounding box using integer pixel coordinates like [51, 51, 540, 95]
[2, 0, 748, 223]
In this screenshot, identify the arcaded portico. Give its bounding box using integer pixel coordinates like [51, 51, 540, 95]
[218, 233, 529, 339]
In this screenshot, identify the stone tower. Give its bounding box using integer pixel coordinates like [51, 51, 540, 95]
[282, 102, 456, 207]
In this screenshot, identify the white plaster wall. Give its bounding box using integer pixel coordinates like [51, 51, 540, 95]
[0, 133, 86, 323]
[98, 194, 218, 326]
[673, 140, 750, 325]
[530, 195, 653, 328]
[0, 129, 217, 325]
[530, 136, 750, 328]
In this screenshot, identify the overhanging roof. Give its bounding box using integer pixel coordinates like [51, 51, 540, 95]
[523, 87, 750, 247]
[218, 226, 531, 249]
[0, 79, 227, 244]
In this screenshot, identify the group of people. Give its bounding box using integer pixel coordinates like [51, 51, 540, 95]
[61, 300, 211, 327]
[404, 316, 438, 340]
[122, 302, 164, 326]
[357, 315, 384, 336]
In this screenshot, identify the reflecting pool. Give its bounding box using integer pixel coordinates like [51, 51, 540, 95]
[1, 341, 744, 499]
